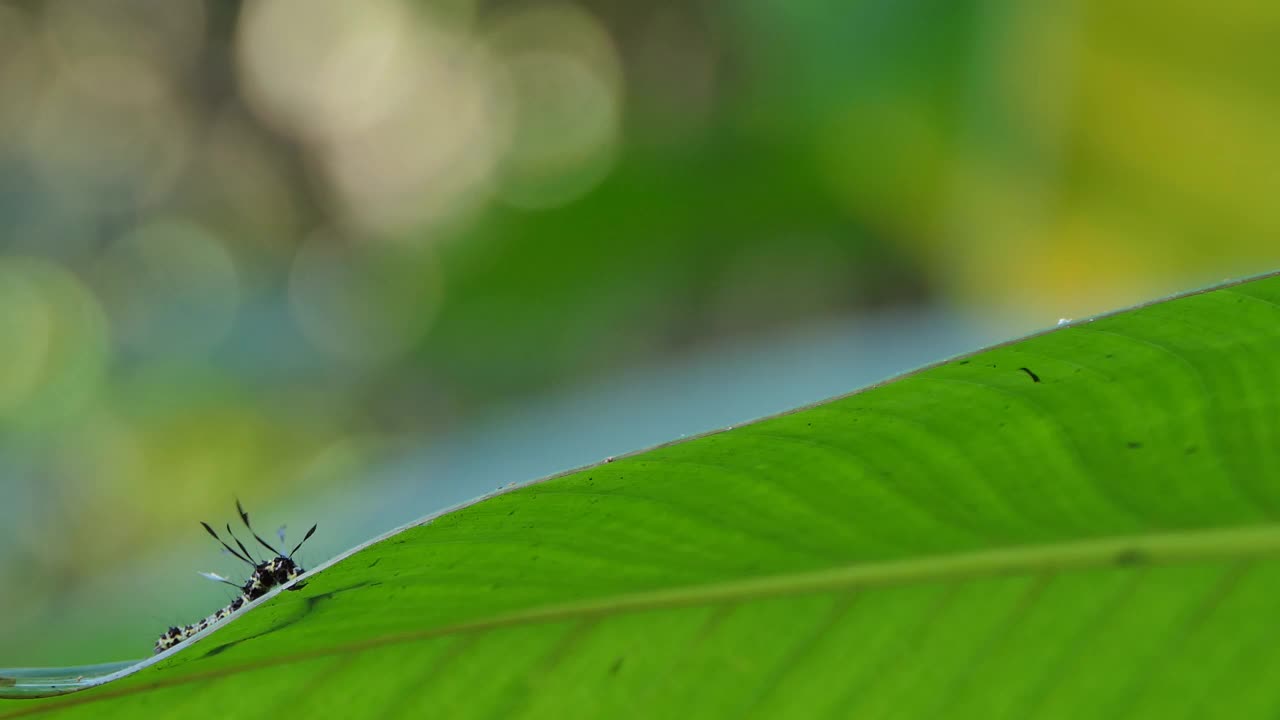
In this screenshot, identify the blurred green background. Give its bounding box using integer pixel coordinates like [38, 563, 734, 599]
[2, 0, 1279, 665]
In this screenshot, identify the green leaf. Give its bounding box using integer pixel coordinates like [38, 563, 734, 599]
[7, 272, 1280, 718]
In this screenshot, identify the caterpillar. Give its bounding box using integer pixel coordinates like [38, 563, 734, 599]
[155, 501, 317, 654]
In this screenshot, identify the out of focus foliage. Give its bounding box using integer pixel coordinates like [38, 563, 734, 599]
[1, 0, 1279, 662]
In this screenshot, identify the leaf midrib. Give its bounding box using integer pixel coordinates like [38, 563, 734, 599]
[459, 521, 1280, 630]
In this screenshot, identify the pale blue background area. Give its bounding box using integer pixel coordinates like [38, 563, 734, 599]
[13, 307, 1034, 662]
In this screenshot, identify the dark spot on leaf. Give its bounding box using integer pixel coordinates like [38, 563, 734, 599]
[610, 657, 624, 675]
[508, 510, 516, 516]
[1113, 548, 1148, 566]
[1127, 441, 1143, 449]
[367, 558, 381, 569]
[1105, 354, 1114, 359]
[1019, 367, 1041, 383]
[1186, 445, 1199, 455]
[958, 360, 970, 366]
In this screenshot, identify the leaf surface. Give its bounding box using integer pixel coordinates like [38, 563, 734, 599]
[6, 273, 1280, 718]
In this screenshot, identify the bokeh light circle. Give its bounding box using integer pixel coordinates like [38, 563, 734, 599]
[237, 0, 507, 233]
[484, 2, 623, 209]
[96, 218, 242, 357]
[288, 239, 443, 367]
[25, 59, 190, 208]
[319, 35, 507, 234]
[236, 0, 416, 142]
[0, 257, 110, 425]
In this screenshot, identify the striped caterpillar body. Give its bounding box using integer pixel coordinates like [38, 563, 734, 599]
[155, 502, 317, 654]
[155, 596, 246, 653]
